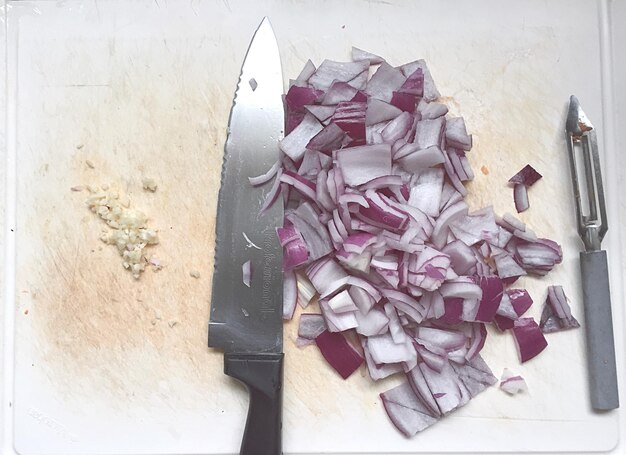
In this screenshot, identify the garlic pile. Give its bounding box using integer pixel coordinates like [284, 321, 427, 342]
[86, 186, 159, 278]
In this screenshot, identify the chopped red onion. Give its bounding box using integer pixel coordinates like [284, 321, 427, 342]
[328, 289, 358, 313]
[248, 161, 280, 186]
[399, 60, 440, 101]
[499, 368, 528, 395]
[417, 100, 448, 119]
[365, 98, 403, 126]
[242, 260, 252, 288]
[263, 48, 566, 438]
[280, 112, 323, 161]
[352, 46, 384, 65]
[365, 62, 406, 103]
[512, 317, 548, 363]
[472, 275, 504, 322]
[333, 101, 367, 145]
[355, 307, 389, 336]
[509, 164, 542, 186]
[295, 59, 316, 83]
[305, 104, 336, 123]
[513, 183, 529, 213]
[309, 59, 370, 91]
[307, 123, 350, 153]
[283, 269, 297, 320]
[315, 330, 364, 379]
[336, 144, 392, 186]
[540, 285, 580, 333]
[298, 313, 326, 340]
[380, 382, 440, 437]
[452, 355, 497, 397]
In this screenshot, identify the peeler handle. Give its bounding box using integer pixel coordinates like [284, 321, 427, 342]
[580, 250, 619, 410]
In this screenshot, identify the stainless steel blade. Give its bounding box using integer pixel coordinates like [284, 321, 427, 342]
[208, 18, 284, 354]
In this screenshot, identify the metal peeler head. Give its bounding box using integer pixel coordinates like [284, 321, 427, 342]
[565, 95, 608, 251]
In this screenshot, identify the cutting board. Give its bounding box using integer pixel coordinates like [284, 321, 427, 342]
[4, 0, 623, 453]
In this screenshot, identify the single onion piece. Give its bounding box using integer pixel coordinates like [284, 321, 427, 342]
[280, 113, 323, 161]
[355, 307, 389, 336]
[465, 322, 487, 361]
[493, 253, 526, 279]
[513, 183, 530, 213]
[419, 360, 469, 415]
[333, 101, 367, 145]
[351, 46, 384, 65]
[512, 317, 548, 363]
[307, 123, 350, 153]
[507, 288, 533, 316]
[309, 59, 370, 91]
[417, 99, 448, 119]
[509, 164, 543, 186]
[399, 60, 440, 101]
[471, 275, 504, 322]
[259, 169, 283, 214]
[540, 285, 580, 333]
[248, 161, 280, 186]
[295, 59, 316, 83]
[445, 117, 472, 151]
[242, 260, 252, 288]
[361, 337, 403, 380]
[365, 98, 403, 126]
[336, 144, 392, 187]
[298, 313, 327, 340]
[285, 85, 324, 132]
[315, 330, 364, 379]
[328, 289, 359, 313]
[449, 206, 498, 247]
[319, 300, 358, 332]
[283, 237, 309, 271]
[442, 240, 476, 275]
[368, 332, 417, 365]
[283, 270, 297, 320]
[365, 62, 406, 103]
[305, 104, 336, 123]
[452, 355, 497, 397]
[391, 91, 418, 113]
[415, 326, 467, 351]
[380, 382, 440, 437]
[398, 68, 424, 97]
[322, 80, 358, 105]
[499, 368, 528, 395]
[437, 298, 464, 325]
[276, 223, 302, 247]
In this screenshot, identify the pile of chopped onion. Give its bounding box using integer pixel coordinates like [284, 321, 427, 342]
[251, 48, 565, 437]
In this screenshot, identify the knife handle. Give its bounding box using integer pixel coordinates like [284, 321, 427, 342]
[580, 250, 619, 410]
[224, 352, 284, 455]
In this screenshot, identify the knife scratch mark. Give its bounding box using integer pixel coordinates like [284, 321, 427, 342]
[242, 232, 261, 250]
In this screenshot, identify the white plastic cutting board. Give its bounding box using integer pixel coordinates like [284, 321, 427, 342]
[2, 0, 624, 454]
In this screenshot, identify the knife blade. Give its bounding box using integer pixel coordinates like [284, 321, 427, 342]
[565, 95, 619, 411]
[208, 17, 285, 454]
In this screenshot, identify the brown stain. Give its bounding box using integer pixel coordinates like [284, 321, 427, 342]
[19, 37, 235, 407]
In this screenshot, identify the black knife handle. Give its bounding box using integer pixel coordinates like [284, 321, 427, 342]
[224, 352, 284, 455]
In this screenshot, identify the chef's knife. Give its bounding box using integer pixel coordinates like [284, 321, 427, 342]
[565, 95, 619, 411]
[208, 18, 284, 454]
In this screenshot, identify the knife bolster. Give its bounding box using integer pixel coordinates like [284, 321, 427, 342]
[224, 352, 284, 455]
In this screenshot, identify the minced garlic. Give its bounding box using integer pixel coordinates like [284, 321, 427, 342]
[142, 177, 158, 192]
[86, 186, 159, 279]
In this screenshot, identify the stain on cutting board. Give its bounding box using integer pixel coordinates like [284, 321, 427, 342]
[19, 37, 235, 405]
